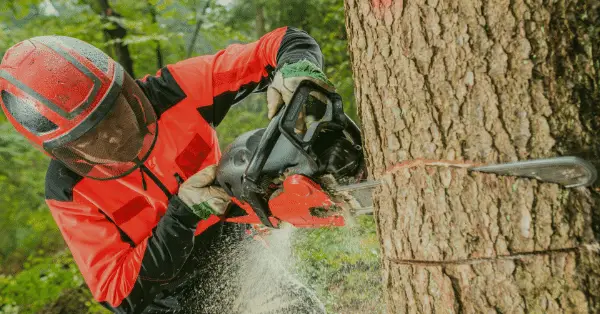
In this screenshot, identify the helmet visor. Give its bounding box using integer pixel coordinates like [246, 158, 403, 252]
[49, 74, 158, 180]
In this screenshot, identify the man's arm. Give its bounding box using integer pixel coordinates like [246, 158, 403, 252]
[47, 196, 201, 312]
[138, 27, 325, 127]
[45, 160, 203, 311]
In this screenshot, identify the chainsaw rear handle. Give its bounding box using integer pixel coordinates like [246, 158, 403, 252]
[242, 80, 357, 227]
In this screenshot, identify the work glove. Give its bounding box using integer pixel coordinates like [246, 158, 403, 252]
[267, 60, 335, 133]
[178, 165, 231, 220]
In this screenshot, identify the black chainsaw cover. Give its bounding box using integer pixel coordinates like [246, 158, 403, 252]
[217, 127, 363, 198]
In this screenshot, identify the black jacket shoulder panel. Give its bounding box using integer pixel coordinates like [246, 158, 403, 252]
[206, 65, 274, 127]
[137, 67, 187, 118]
[45, 159, 84, 202]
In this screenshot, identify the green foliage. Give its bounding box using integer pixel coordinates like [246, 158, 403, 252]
[222, 0, 359, 122]
[0, 251, 85, 314]
[0, 1, 104, 56]
[293, 216, 384, 313]
[0, 123, 63, 274]
[217, 94, 269, 148]
[0, 0, 44, 21]
[311, 0, 359, 123]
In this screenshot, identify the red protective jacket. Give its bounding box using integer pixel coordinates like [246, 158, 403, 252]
[44, 27, 325, 313]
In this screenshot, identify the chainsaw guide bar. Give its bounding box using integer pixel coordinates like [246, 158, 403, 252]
[469, 156, 597, 188]
[326, 156, 598, 217]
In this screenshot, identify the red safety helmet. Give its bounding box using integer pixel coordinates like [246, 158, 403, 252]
[0, 36, 158, 180]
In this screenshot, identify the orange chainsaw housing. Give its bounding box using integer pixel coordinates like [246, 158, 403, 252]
[225, 174, 345, 228]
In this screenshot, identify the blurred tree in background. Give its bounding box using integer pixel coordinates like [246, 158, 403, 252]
[0, 1, 380, 313]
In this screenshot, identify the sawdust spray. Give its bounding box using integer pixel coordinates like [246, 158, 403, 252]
[183, 223, 326, 314]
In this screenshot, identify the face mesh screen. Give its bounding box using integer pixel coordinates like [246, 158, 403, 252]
[50, 73, 158, 180]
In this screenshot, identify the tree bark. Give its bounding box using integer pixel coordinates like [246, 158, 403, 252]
[344, 0, 600, 313]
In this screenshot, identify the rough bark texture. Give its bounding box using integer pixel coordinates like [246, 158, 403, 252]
[344, 0, 600, 313]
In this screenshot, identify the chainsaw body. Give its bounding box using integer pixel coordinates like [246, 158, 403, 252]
[224, 175, 345, 228]
[216, 81, 365, 228]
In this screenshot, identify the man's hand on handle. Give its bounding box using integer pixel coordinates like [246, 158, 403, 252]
[178, 165, 231, 219]
[267, 60, 335, 133]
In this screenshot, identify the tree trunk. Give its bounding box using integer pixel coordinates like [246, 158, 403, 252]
[186, 0, 212, 58]
[147, 0, 163, 69]
[94, 0, 135, 77]
[344, 0, 600, 313]
[255, 2, 265, 38]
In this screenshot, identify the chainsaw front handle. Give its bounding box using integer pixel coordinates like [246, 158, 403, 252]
[240, 80, 352, 227]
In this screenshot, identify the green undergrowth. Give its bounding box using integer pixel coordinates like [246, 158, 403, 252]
[0, 251, 107, 314]
[292, 216, 385, 314]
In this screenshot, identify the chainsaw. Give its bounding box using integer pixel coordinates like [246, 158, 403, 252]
[216, 80, 598, 229]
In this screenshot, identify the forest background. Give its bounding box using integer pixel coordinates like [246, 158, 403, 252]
[0, 0, 383, 313]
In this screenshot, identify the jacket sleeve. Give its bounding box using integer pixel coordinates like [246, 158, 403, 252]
[164, 26, 325, 127]
[46, 195, 201, 311]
